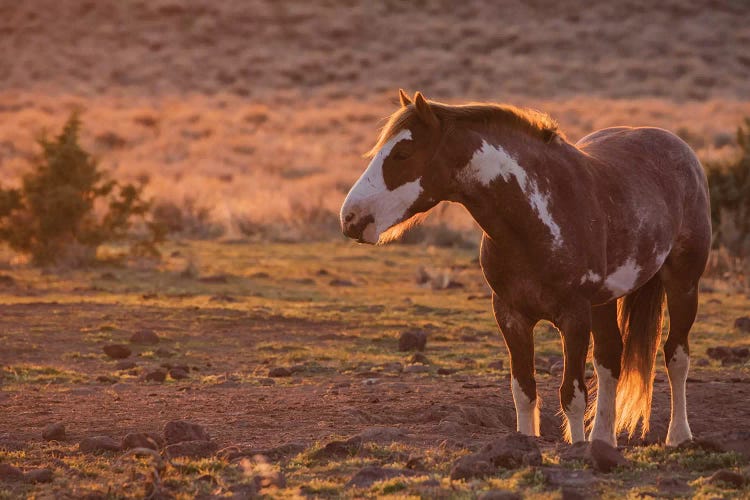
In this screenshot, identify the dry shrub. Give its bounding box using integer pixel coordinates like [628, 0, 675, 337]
[151, 197, 225, 240]
[0, 113, 163, 266]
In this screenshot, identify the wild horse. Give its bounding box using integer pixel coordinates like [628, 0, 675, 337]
[340, 90, 711, 446]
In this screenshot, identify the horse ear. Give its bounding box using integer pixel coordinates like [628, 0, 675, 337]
[414, 92, 438, 129]
[398, 89, 412, 107]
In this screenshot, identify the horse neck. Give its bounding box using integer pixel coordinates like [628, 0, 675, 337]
[449, 125, 586, 243]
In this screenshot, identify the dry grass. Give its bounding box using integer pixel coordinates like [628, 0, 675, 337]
[0, 0, 749, 240]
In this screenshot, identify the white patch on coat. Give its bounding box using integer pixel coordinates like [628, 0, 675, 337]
[462, 141, 563, 248]
[340, 129, 422, 243]
[604, 258, 642, 298]
[564, 379, 587, 443]
[666, 345, 692, 446]
[512, 377, 539, 436]
[580, 270, 602, 285]
[589, 362, 618, 446]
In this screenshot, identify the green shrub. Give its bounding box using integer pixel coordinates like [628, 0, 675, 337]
[0, 113, 163, 266]
[705, 117, 750, 257]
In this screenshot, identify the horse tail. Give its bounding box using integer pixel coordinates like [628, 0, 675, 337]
[615, 273, 666, 438]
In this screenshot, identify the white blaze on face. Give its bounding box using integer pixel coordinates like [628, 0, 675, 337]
[461, 140, 563, 248]
[340, 129, 422, 243]
[511, 377, 539, 436]
[590, 362, 618, 446]
[604, 258, 642, 298]
[666, 345, 692, 446]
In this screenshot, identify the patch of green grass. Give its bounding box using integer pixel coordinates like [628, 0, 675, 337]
[627, 445, 744, 472]
[2, 364, 86, 384]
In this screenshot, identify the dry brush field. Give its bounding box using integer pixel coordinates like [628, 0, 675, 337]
[2, 0, 750, 498]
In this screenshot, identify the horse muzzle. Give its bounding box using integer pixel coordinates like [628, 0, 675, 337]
[340, 206, 378, 244]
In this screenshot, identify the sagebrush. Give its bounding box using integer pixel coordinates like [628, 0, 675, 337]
[0, 113, 163, 266]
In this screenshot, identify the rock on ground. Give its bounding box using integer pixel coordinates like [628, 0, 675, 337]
[144, 369, 167, 382]
[130, 329, 160, 344]
[42, 422, 66, 441]
[399, 330, 427, 351]
[102, 344, 132, 359]
[164, 420, 210, 444]
[268, 367, 292, 377]
[121, 432, 164, 450]
[346, 466, 418, 488]
[24, 468, 53, 483]
[708, 469, 746, 488]
[164, 440, 218, 459]
[450, 433, 542, 480]
[558, 440, 628, 473]
[219, 442, 306, 462]
[79, 436, 121, 453]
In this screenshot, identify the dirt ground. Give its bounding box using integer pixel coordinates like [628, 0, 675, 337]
[1, 241, 749, 498]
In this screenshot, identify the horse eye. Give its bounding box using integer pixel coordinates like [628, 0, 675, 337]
[392, 150, 412, 161]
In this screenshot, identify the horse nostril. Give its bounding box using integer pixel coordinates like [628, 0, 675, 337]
[344, 212, 355, 224]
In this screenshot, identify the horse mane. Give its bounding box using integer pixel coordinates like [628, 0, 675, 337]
[367, 99, 564, 157]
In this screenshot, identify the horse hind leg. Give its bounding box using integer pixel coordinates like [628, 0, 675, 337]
[660, 251, 705, 446]
[589, 302, 623, 446]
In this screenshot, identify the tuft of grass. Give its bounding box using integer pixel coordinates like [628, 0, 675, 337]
[2, 364, 86, 384]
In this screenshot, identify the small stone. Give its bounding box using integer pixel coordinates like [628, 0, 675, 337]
[42, 422, 66, 441]
[154, 348, 175, 358]
[268, 367, 292, 377]
[540, 466, 600, 489]
[707, 346, 733, 361]
[346, 466, 417, 488]
[164, 440, 218, 459]
[130, 329, 160, 345]
[450, 433, 541, 480]
[144, 369, 167, 382]
[103, 344, 131, 359]
[734, 316, 750, 333]
[169, 368, 189, 380]
[115, 360, 137, 370]
[708, 469, 746, 488]
[24, 468, 53, 483]
[121, 432, 164, 450]
[450, 456, 495, 480]
[311, 437, 362, 460]
[164, 420, 210, 444]
[399, 330, 427, 352]
[0, 463, 24, 481]
[732, 346, 750, 358]
[79, 436, 121, 453]
[487, 360, 504, 370]
[437, 367, 457, 375]
[586, 439, 628, 473]
[409, 353, 430, 364]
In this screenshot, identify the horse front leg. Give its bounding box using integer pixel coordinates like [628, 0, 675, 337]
[492, 294, 539, 436]
[557, 305, 592, 443]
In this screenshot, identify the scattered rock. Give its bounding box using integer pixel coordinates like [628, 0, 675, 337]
[121, 432, 164, 450]
[399, 330, 427, 351]
[734, 316, 750, 333]
[24, 468, 53, 483]
[115, 360, 137, 370]
[487, 360, 504, 370]
[169, 367, 189, 380]
[708, 469, 746, 488]
[0, 463, 24, 481]
[404, 364, 430, 374]
[656, 475, 692, 496]
[557, 441, 589, 464]
[702, 431, 750, 459]
[102, 344, 131, 359]
[164, 440, 218, 459]
[437, 367, 458, 375]
[268, 367, 292, 377]
[409, 353, 430, 364]
[540, 467, 599, 489]
[79, 436, 121, 453]
[219, 442, 306, 462]
[144, 369, 167, 382]
[586, 439, 628, 472]
[164, 420, 210, 444]
[42, 422, 66, 441]
[154, 347, 175, 358]
[329, 278, 355, 287]
[450, 433, 541, 480]
[129, 329, 160, 345]
[346, 466, 417, 488]
[311, 436, 362, 460]
[478, 490, 521, 500]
